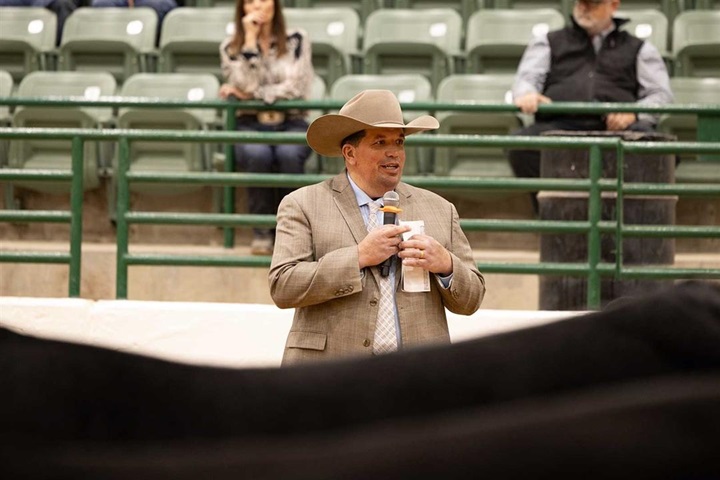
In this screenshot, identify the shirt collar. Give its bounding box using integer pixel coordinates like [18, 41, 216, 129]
[598, 21, 617, 40]
[346, 172, 377, 208]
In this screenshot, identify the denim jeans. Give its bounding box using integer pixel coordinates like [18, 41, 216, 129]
[234, 116, 311, 237]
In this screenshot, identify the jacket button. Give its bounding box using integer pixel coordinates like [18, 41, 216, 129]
[370, 298, 378, 306]
[363, 339, 371, 347]
[347, 285, 354, 292]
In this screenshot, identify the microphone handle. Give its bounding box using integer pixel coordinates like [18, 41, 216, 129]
[380, 211, 397, 277]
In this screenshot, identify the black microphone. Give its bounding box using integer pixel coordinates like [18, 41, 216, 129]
[380, 190, 401, 277]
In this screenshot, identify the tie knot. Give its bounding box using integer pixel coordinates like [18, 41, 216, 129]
[369, 200, 383, 214]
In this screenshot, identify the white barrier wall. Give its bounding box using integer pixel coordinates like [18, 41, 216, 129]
[0, 297, 584, 368]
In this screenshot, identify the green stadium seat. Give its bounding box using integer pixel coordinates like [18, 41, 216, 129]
[158, 7, 234, 82]
[329, 74, 434, 174]
[433, 74, 521, 190]
[658, 77, 720, 181]
[0, 7, 57, 84]
[308, 73, 328, 124]
[465, 8, 565, 73]
[692, 0, 719, 8]
[192, 0, 238, 6]
[8, 71, 117, 193]
[613, 0, 682, 24]
[114, 73, 220, 195]
[58, 7, 157, 86]
[304, 74, 329, 174]
[672, 10, 720, 77]
[392, 0, 481, 40]
[0, 70, 13, 126]
[0, 70, 13, 171]
[284, 7, 361, 89]
[362, 8, 463, 92]
[617, 9, 670, 58]
[293, 0, 385, 24]
[491, 0, 571, 16]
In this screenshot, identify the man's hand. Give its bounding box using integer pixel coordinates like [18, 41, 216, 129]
[605, 112, 637, 131]
[399, 234, 453, 276]
[514, 92, 552, 114]
[358, 225, 411, 270]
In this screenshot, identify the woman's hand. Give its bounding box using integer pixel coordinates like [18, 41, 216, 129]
[219, 84, 252, 100]
[242, 11, 268, 43]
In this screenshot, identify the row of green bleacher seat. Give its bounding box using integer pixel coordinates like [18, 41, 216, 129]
[1, 5, 718, 94]
[192, 0, 717, 24]
[1, 69, 718, 200]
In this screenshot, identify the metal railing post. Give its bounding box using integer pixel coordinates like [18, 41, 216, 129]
[115, 137, 131, 299]
[223, 106, 237, 248]
[68, 136, 84, 297]
[615, 142, 625, 279]
[586, 144, 603, 309]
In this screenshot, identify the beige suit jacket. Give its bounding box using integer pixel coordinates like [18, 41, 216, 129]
[269, 172, 485, 365]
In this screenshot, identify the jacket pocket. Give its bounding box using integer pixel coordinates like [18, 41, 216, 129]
[286, 331, 327, 351]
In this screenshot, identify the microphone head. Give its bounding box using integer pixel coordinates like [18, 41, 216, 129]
[382, 190, 400, 208]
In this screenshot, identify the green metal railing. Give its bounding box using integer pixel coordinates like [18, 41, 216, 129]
[114, 132, 720, 308]
[1, 97, 719, 307]
[0, 136, 85, 297]
[5, 128, 716, 307]
[3, 95, 719, 244]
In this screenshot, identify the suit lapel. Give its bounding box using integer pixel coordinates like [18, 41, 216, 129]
[331, 177, 416, 288]
[331, 172, 368, 246]
[393, 182, 415, 287]
[396, 182, 414, 224]
[331, 172, 386, 288]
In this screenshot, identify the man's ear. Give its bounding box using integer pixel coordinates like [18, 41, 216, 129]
[342, 144, 357, 166]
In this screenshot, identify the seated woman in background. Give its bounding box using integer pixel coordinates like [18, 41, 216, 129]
[219, 0, 314, 256]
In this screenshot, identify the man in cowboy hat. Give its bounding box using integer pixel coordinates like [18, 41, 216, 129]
[269, 89, 485, 365]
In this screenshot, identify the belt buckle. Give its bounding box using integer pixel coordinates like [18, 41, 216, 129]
[257, 111, 285, 126]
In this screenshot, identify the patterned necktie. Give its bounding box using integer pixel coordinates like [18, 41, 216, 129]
[367, 200, 398, 354]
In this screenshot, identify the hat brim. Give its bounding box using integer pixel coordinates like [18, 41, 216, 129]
[306, 114, 439, 157]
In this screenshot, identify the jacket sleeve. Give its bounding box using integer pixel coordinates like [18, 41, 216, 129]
[636, 41, 673, 124]
[268, 193, 364, 309]
[437, 204, 486, 315]
[512, 33, 551, 99]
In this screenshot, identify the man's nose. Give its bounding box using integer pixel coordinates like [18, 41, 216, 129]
[385, 146, 402, 157]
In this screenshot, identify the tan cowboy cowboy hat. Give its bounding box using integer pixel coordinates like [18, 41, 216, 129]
[306, 89, 439, 157]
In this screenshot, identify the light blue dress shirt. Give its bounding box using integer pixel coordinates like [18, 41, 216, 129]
[512, 20, 674, 124]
